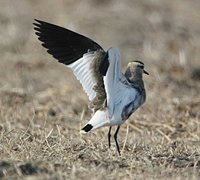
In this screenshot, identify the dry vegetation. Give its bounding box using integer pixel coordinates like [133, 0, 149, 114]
[0, 0, 200, 179]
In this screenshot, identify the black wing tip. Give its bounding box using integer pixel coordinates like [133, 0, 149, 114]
[33, 19, 63, 29]
[33, 19, 44, 25]
[33, 19, 50, 29]
[33, 19, 43, 34]
[33, 19, 42, 27]
[81, 124, 93, 133]
[33, 18, 104, 64]
[34, 19, 40, 22]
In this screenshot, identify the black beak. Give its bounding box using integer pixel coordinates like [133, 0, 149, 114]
[143, 69, 149, 75]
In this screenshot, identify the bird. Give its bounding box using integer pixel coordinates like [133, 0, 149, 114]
[33, 19, 149, 155]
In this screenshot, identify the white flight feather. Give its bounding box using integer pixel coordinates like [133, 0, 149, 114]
[67, 52, 98, 101]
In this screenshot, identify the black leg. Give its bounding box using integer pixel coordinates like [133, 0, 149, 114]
[114, 126, 121, 155]
[108, 126, 112, 148]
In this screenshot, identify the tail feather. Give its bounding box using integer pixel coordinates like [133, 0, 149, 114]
[80, 110, 109, 134]
[81, 124, 93, 133]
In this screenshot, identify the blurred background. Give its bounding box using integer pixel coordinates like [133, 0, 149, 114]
[0, 0, 200, 178]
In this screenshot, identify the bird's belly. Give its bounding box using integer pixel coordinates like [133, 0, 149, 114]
[109, 103, 125, 126]
[109, 95, 139, 126]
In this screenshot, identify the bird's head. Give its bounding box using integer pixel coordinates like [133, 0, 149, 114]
[125, 60, 149, 81]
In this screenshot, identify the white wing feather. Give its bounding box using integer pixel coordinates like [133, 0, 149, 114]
[67, 52, 99, 101]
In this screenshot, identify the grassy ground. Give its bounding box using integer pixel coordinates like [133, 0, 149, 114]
[0, 0, 200, 179]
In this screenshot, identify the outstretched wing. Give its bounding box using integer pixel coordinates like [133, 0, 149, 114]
[33, 19, 103, 65]
[33, 19, 107, 102]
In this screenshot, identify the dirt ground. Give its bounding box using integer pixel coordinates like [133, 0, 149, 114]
[0, 0, 200, 179]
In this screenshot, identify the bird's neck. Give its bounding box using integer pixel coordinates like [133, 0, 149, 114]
[129, 77, 145, 90]
[126, 72, 145, 92]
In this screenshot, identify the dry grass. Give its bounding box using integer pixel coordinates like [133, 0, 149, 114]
[0, 0, 200, 179]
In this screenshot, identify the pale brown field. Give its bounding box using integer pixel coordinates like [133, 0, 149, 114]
[0, 0, 200, 179]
